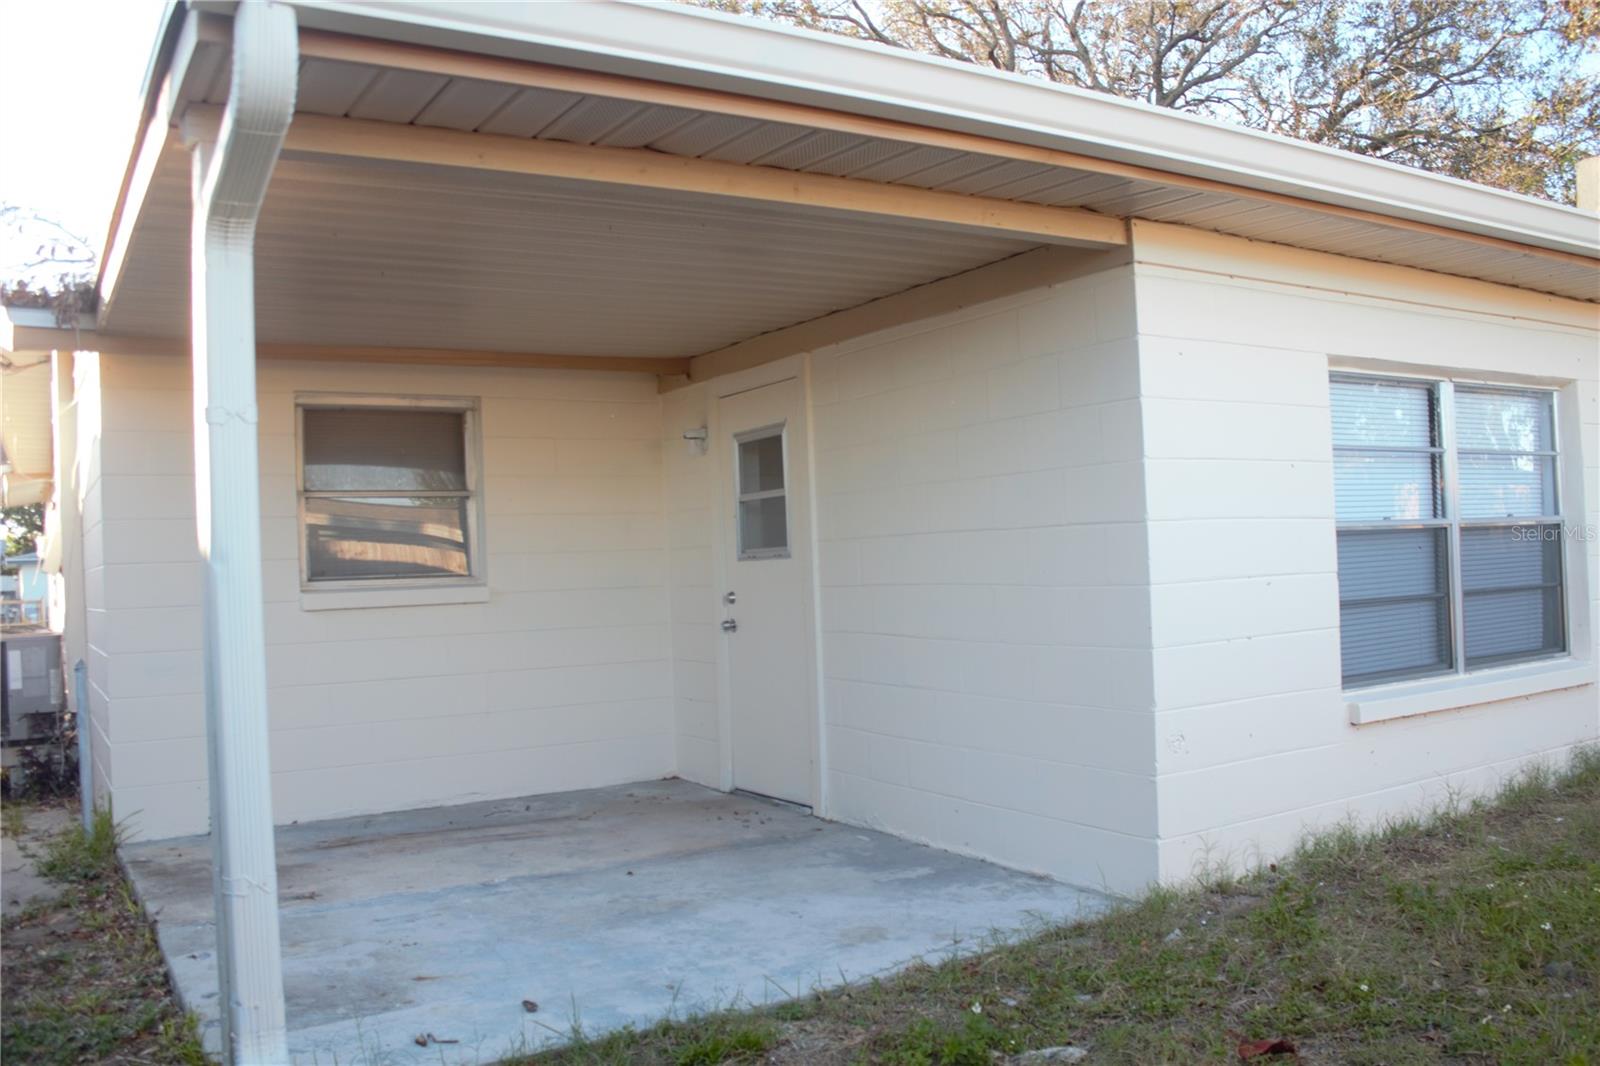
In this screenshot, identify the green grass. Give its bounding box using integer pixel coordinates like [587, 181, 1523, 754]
[522, 748, 1600, 1065]
[1, 804, 208, 1065]
[33, 805, 122, 882]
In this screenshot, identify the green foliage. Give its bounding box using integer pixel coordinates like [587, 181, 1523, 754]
[36, 806, 121, 883]
[2, 502, 44, 558]
[880, 1014, 1018, 1065]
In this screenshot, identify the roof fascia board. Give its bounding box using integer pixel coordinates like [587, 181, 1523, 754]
[97, 116, 179, 330]
[98, 9, 232, 326]
[1, 308, 98, 355]
[266, 0, 1597, 260]
[93, 2, 191, 294]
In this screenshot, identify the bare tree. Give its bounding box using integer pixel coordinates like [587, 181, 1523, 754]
[705, 0, 1599, 201]
[1, 204, 95, 273]
[1, 204, 98, 324]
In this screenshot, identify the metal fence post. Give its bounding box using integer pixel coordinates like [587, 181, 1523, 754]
[73, 658, 91, 831]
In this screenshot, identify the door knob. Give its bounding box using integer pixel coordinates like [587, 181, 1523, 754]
[721, 618, 738, 632]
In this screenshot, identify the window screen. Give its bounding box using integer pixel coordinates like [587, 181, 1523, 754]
[1331, 375, 1564, 689]
[1455, 386, 1563, 667]
[1332, 378, 1450, 686]
[736, 429, 788, 559]
[300, 406, 475, 582]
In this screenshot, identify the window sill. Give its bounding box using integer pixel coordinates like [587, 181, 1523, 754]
[299, 582, 489, 612]
[1347, 660, 1596, 725]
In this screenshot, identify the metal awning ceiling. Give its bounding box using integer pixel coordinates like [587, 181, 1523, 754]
[102, 146, 1037, 356]
[96, 12, 1597, 363]
[273, 49, 1588, 298]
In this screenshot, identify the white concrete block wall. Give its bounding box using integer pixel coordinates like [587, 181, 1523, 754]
[661, 384, 721, 787]
[807, 265, 1161, 893]
[87, 352, 674, 840]
[77, 228, 1596, 898]
[1130, 221, 1600, 883]
[74, 353, 114, 812]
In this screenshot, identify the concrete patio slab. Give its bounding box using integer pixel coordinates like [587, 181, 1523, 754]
[124, 779, 1111, 1065]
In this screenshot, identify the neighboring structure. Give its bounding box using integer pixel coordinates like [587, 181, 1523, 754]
[0, 550, 47, 624]
[4, 1, 1596, 900]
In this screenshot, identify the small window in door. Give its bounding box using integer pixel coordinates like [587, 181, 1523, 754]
[736, 427, 789, 560]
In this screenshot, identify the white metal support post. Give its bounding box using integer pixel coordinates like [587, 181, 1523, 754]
[185, 2, 297, 1061]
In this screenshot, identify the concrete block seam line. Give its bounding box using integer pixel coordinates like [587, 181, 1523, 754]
[185, 0, 299, 1062]
[1152, 741, 1593, 846]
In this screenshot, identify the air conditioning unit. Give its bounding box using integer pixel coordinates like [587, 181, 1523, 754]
[2, 630, 64, 746]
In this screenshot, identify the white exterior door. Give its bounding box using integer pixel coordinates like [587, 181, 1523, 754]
[718, 377, 815, 806]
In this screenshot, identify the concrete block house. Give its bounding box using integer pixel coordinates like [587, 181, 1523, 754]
[3, 1, 1596, 1057]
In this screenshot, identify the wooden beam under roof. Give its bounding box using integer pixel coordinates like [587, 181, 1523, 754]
[179, 104, 1129, 249]
[1, 327, 692, 376]
[680, 244, 1130, 385]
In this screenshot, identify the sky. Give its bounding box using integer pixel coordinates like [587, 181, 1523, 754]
[0, 0, 168, 285]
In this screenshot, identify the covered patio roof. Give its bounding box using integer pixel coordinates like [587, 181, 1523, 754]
[73, 0, 1596, 390]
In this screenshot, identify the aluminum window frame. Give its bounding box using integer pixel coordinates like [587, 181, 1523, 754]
[1332, 372, 1568, 691]
[733, 422, 791, 561]
[294, 392, 486, 591]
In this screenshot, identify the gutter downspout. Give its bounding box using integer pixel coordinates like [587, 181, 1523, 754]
[181, 2, 296, 1061]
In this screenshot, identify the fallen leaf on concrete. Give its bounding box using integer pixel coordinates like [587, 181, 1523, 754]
[1237, 1037, 1297, 1059]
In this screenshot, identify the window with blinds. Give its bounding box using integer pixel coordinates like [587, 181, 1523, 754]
[1331, 375, 1565, 689]
[298, 402, 480, 584]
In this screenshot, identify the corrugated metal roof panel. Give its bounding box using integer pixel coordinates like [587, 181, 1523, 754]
[295, 58, 378, 116]
[847, 145, 964, 183]
[413, 78, 520, 130]
[699, 121, 815, 165]
[1135, 191, 1236, 222]
[896, 154, 1012, 190]
[1083, 185, 1210, 217]
[539, 95, 651, 144]
[646, 113, 761, 157]
[755, 129, 875, 170]
[475, 87, 583, 138]
[346, 68, 450, 123]
[800, 139, 921, 177]
[940, 159, 1056, 196]
[1027, 173, 1139, 207]
[597, 105, 701, 149]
